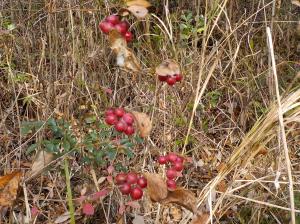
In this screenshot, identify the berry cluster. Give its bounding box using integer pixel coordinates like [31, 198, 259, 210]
[99, 14, 133, 42]
[158, 74, 183, 86]
[115, 172, 147, 200]
[157, 152, 184, 190]
[105, 108, 135, 135]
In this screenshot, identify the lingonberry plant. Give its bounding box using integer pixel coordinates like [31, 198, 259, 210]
[114, 172, 147, 200]
[104, 108, 136, 136]
[99, 14, 133, 42]
[157, 152, 185, 190]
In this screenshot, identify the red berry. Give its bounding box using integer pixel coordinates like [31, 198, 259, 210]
[114, 108, 125, 117]
[105, 114, 117, 125]
[158, 75, 168, 81]
[173, 162, 184, 171]
[166, 179, 176, 190]
[119, 21, 130, 31]
[120, 183, 131, 195]
[115, 121, 127, 132]
[124, 31, 133, 42]
[130, 187, 143, 200]
[115, 173, 127, 185]
[157, 156, 167, 165]
[114, 23, 128, 35]
[126, 173, 137, 184]
[105, 108, 115, 116]
[99, 21, 114, 34]
[167, 153, 178, 163]
[176, 156, 184, 163]
[137, 177, 147, 188]
[122, 113, 134, 125]
[124, 126, 135, 136]
[175, 74, 183, 82]
[105, 15, 120, 25]
[166, 168, 177, 180]
[166, 77, 176, 86]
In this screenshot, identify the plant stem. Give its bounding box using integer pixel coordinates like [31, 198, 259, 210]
[64, 158, 76, 224]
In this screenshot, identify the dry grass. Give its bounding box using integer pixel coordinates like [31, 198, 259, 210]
[0, 0, 299, 223]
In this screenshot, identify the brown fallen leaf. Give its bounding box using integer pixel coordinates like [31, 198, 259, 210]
[127, 6, 149, 19]
[28, 150, 54, 179]
[0, 171, 21, 207]
[190, 213, 210, 224]
[126, 0, 151, 8]
[143, 173, 168, 202]
[161, 188, 197, 213]
[155, 59, 181, 77]
[125, 0, 151, 19]
[108, 30, 141, 73]
[131, 111, 152, 138]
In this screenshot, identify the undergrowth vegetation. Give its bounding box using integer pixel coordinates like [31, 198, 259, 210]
[0, 0, 299, 223]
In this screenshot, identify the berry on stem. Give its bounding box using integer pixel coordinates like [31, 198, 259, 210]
[130, 187, 143, 200]
[175, 74, 183, 82]
[105, 15, 120, 25]
[166, 77, 176, 86]
[99, 21, 114, 34]
[115, 173, 127, 185]
[167, 153, 178, 163]
[114, 23, 127, 35]
[124, 126, 135, 136]
[115, 121, 127, 132]
[119, 21, 130, 30]
[114, 108, 125, 117]
[166, 179, 176, 190]
[157, 155, 167, 165]
[166, 168, 177, 180]
[158, 75, 168, 82]
[124, 31, 133, 42]
[120, 183, 131, 195]
[122, 113, 134, 125]
[173, 162, 184, 171]
[105, 114, 117, 125]
[126, 173, 138, 184]
[137, 177, 147, 188]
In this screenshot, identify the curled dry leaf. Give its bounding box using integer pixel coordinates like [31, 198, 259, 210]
[143, 173, 168, 202]
[190, 213, 210, 224]
[125, 0, 151, 19]
[131, 111, 152, 138]
[0, 171, 21, 207]
[125, 0, 151, 8]
[161, 188, 197, 213]
[127, 6, 148, 19]
[29, 150, 54, 179]
[108, 30, 141, 73]
[155, 59, 181, 77]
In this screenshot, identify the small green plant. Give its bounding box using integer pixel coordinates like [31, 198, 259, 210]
[22, 116, 144, 168]
[179, 11, 205, 42]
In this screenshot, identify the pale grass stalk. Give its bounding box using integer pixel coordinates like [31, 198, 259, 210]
[266, 26, 295, 224]
[217, 191, 300, 213]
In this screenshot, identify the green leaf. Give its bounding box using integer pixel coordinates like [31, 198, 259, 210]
[123, 142, 134, 148]
[26, 143, 38, 155]
[124, 148, 134, 159]
[106, 148, 117, 160]
[21, 124, 33, 136]
[43, 140, 55, 152]
[62, 139, 71, 151]
[134, 136, 144, 144]
[84, 115, 97, 124]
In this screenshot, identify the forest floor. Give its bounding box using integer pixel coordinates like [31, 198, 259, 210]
[0, 0, 300, 223]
